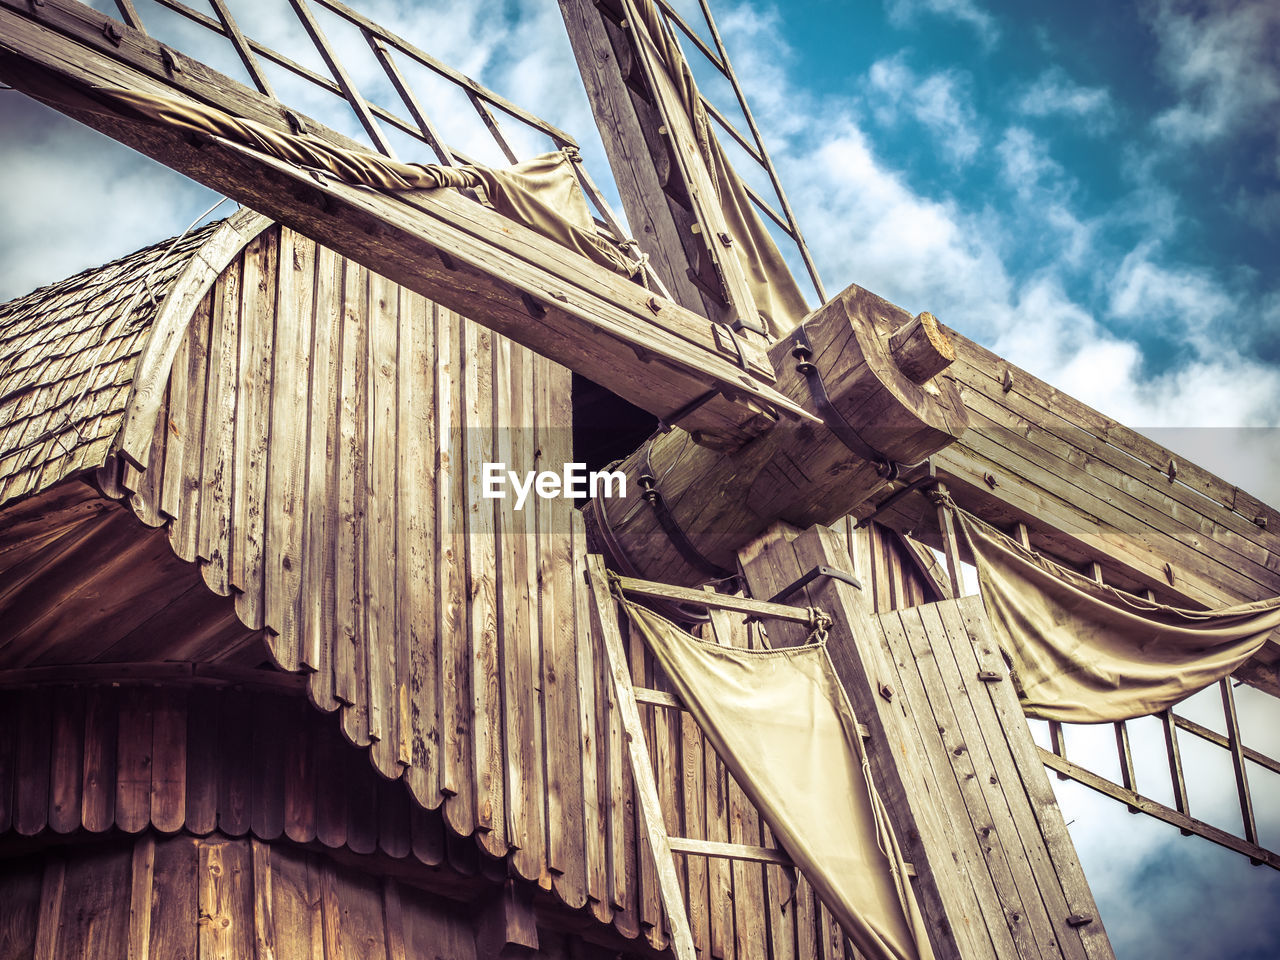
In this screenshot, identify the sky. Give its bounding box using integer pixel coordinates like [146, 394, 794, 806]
[1, 0, 1278, 957]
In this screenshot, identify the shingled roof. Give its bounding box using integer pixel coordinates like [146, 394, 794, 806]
[0, 210, 267, 507]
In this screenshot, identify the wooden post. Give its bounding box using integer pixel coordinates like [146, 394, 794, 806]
[590, 283, 968, 586]
[738, 522, 1116, 960]
[737, 523, 977, 960]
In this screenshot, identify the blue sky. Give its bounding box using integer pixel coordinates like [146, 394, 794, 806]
[1, 1, 1278, 957]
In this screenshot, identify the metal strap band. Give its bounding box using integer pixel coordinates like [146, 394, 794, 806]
[639, 440, 735, 581]
[790, 323, 900, 481]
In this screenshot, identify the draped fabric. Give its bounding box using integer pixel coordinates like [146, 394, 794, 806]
[956, 511, 1280, 722]
[628, 0, 811, 337]
[621, 598, 933, 960]
[83, 86, 639, 278]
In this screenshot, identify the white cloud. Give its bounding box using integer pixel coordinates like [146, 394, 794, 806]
[1148, 0, 1280, 146]
[1015, 66, 1115, 134]
[884, 0, 1000, 48]
[868, 55, 983, 165]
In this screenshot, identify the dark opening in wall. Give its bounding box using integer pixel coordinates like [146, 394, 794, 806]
[571, 373, 657, 478]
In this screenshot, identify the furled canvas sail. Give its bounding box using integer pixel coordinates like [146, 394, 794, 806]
[621, 597, 933, 960]
[626, 0, 811, 336]
[38, 84, 639, 279]
[956, 510, 1280, 722]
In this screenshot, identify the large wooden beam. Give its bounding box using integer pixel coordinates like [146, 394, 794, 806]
[865, 325, 1280, 695]
[588, 284, 969, 585]
[0, 0, 809, 448]
[558, 0, 760, 334]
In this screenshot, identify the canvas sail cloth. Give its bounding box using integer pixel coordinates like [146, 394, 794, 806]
[627, 0, 811, 337]
[955, 510, 1280, 722]
[621, 598, 933, 960]
[45, 84, 638, 279]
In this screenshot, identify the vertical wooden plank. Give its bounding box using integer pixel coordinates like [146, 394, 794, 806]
[0, 694, 14, 834]
[56, 843, 131, 956]
[218, 688, 252, 837]
[315, 715, 348, 851]
[399, 288, 440, 807]
[82, 685, 119, 833]
[262, 843, 317, 960]
[629, 625, 662, 946]
[284, 694, 319, 844]
[149, 835, 200, 960]
[1160, 710, 1190, 819]
[586, 555, 697, 960]
[704, 711, 732, 960]
[48, 685, 85, 834]
[159, 325, 190, 525]
[230, 228, 279, 630]
[495, 337, 546, 882]
[150, 685, 188, 834]
[728, 770, 767, 960]
[537, 353, 587, 908]
[366, 268, 401, 775]
[31, 855, 66, 960]
[953, 597, 1114, 960]
[15, 688, 52, 836]
[173, 290, 212, 563]
[251, 839, 277, 960]
[384, 879, 410, 960]
[410, 802, 446, 867]
[116, 685, 154, 834]
[681, 711, 710, 959]
[463, 318, 500, 851]
[378, 776, 412, 860]
[186, 685, 220, 835]
[346, 733, 379, 856]
[264, 226, 316, 671]
[129, 384, 169, 527]
[199, 840, 254, 960]
[301, 242, 343, 709]
[251, 693, 287, 841]
[570, 510, 613, 923]
[334, 257, 370, 742]
[319, 861, 345, 960]
[127, 834, 156, 960]
[198, 255, 242, 595]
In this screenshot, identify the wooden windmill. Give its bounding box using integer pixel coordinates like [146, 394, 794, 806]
[0, 2, 1276, 960]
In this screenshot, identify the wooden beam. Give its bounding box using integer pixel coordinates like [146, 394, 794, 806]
[1039, 748, 1279, 871]
[865, 318, 1280, 695]
[592, 282, 968, 585]
[0, 0, 807, 448]
[558, 0, 730, 323]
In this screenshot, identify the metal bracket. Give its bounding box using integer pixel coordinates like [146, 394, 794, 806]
[745, 564, 861, 624]
[791, 323, 900, 480]
[639, 441, 734, 581]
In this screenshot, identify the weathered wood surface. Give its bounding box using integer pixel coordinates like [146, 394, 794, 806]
[0, 0, 814, 448]
[739, 524, 1116, 960]
[0, 216, 259, 508]
[591, 283, 968, 585]
[870, 324, 1280, 694]
[0, 481, 263, 669]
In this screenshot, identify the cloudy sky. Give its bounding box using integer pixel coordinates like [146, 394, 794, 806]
[2, 0, 1278, 956]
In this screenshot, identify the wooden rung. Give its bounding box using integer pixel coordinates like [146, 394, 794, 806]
[634, 686, 684, 709]
[613, 574, 825, 625]
[667, 837, 791, 865]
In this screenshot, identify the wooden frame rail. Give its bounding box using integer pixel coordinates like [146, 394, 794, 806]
[927, 501, 1279, 871]
[116, 0, 639, 238]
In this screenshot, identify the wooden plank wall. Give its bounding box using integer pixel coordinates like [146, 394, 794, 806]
[0, 828, 635, 960]
[0, 683, 470, 876]
[107, 221, 600, 893]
